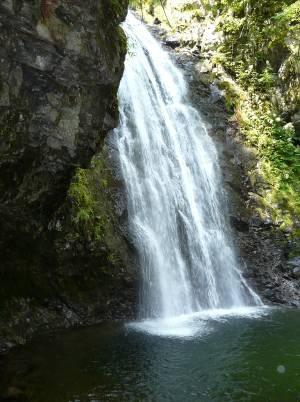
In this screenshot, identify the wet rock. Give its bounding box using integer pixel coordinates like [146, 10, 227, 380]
[262, 288, 275, 299]
[288, 257, 300, 278]
[165, 36, 180, 48]
[292, 111, 300, 138]
[288, 256, 300, 268]
[194, 60, 213, 85]
[293, 267, 300, 278]
[191, 46, 200, 56]
[209, 83, 225, 103]
[1, 386, 27, 401]
[230, 216, 249, 233]
[196, 59, 212, 74]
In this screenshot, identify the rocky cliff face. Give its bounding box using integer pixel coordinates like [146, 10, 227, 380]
[0, 0, 136, 353]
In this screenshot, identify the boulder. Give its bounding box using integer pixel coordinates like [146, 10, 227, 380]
[165, 36, 180, 48]
[288, 257, 300, 278]
[288, 256, 300, 268]
[230, 216, 249, 232]
[293, 267, 300, 278]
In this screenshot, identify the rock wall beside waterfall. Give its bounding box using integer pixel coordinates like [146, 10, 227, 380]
[0, 0, 137, 353]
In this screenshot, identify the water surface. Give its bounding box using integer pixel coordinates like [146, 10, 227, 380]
[1, 308, 300, 401]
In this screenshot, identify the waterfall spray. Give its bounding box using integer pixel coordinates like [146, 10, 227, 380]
[112, 12, 262, 320]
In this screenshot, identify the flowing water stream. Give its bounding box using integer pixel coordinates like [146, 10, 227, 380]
[113, 12, 261, 328]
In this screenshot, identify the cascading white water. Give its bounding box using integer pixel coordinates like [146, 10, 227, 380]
[112, 12, 262, 320]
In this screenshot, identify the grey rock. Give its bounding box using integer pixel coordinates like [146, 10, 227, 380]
[293, 267, 300, 278]
[292, 111, 300, 136]
[165, 36, 180, 48]
[288, 256, 300, 268]
[230, 216, 249, 232]
[209, 83, 225, 103]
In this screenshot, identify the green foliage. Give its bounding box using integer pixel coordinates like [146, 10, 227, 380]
[216, 0, 299, 93]
[117, 25, 128, 55]
[235, 95, 300, 227]
[129, 0, 158, 11]
[68, 154, 113, 242]
[97, 0, 128, 62]
[67, 151, 130, 270]
[69, 170, 94, 227]
[105, 0, 128, 21]
[211, 0, 300, 229]
[129, 0, 171, 25]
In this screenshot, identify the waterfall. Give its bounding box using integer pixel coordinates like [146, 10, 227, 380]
[112, 12, 261, 320]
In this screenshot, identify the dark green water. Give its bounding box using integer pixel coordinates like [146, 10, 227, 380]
[1, 307, 300, 402]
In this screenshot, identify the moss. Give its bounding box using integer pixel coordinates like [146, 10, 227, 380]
[118, 25, 128, 56]
[232, 93, 300, 229]
[69, 153, 111, 241]
[97, 1, 128, 66]
[110, 0, 128, 17]
[98, 0, 128, 26]
[67, 149, 127, 254]
[214, 0, 300, 230]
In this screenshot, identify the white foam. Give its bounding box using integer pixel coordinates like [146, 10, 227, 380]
[127, 306, 270, 338]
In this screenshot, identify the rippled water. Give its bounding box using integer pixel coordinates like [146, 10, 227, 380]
[1, 308, 300, 401]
